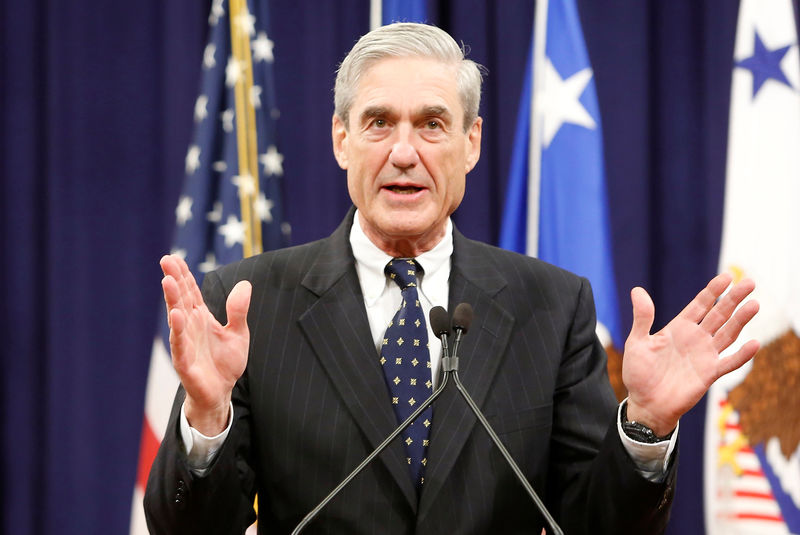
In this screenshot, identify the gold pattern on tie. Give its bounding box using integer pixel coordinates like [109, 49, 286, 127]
[380, 259, 433, 490]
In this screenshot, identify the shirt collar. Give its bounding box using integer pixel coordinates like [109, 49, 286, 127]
[350, 209, 453, 306]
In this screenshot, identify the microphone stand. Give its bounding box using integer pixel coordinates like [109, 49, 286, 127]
[448, 324, 564, 535]
[291, 327, 454, 534]
[293, 305, 563, 534]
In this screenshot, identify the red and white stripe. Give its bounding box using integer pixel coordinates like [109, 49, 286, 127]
[129, 337, 180, 534]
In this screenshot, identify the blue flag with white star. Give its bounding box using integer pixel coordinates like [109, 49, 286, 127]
[499, 0, 622, 349]
[130, 1, 287, 532]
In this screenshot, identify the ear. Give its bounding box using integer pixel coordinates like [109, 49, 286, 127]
[464, 117, 482, 173]
[331, 114, 349, 170]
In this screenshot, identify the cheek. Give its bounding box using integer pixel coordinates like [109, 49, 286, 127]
[449, 178, 466, 207]
[346, 173, 363, 204]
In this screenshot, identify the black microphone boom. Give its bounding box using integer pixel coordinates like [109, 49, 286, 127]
[448, 302, 564, 535]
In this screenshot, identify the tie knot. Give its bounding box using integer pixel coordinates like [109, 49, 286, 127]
[385, 258, 421, 290]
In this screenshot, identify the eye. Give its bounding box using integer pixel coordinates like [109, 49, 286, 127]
[426, 120, 441, 129]
[372, 118, 387, 128]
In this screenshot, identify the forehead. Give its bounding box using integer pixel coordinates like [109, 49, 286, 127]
[353, 57, 462, 115]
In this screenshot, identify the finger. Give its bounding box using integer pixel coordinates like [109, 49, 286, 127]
[225, 280, 252, 335]
[716, 339, 760, 378]
[168, 308, 194, 374]
[678, 273, 733, 323]
[161, 275, 184, 318]
[161, 255, 191, 310]
[175, 254, 205, 309]
[160, 254, 178, 277]
[165, 254, 199, 310]
[712, 298, 759, 353]
[629, 287, 655, 340]
[172, 256, 206, 312]
[700, 278, 756, 335]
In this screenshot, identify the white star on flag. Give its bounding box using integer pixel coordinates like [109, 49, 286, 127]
[198, 252, 219, 274]
[235, 8, 256, 37]
[221, 109, 235, 133]
[208, 0, 224, 26]
[250, 85, 262, 109]
[225, 57, 244, 88]
[170, 247, 187, 260]
[175, 196, 193, 226]
[206, 201, 223, 223]
[212, 160, 227, 173]
[538, 57, 596, 148]
[259, 145, 284, 176]
[218, 215, 245, 247]
[185, 145, 201, 175]
[255, 192, 274, 222]
[252, 32, 274, 63]
[232, 173, 257, 196]
[194, 95, 208, 123]
[203, 43, 216, 69]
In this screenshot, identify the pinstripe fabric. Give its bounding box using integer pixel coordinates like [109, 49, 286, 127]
[145, 208, 676, 534]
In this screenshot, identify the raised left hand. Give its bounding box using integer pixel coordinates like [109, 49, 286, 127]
[622, 273, 760, 436]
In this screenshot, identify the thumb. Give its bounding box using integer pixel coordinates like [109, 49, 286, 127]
[629, 286, 655, 340]
[226, 280, 252, 333]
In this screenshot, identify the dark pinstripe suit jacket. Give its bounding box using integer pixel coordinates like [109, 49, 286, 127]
[145, 209, 676, 534]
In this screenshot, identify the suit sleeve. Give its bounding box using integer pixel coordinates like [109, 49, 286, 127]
[547, 277, 677, 534]
[143, 270, 257, 534]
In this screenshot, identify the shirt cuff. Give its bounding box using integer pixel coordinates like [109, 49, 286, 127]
[179, 401, 234, 475]
[616, 399, 678, 483]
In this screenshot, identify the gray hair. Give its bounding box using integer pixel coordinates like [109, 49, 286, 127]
[334, 22, 484, 132]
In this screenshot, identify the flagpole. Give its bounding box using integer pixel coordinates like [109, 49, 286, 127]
[230, 0, 263, 257]
[526, 0, 548, 257]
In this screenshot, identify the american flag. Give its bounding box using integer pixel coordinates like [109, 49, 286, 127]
[130, 0, 287, 531]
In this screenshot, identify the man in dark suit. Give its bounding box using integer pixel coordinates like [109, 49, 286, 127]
[144, 23, 759, 534]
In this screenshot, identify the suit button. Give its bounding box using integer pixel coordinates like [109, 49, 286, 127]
[177, 479, 186, 490]
[175, 496, 186, 511]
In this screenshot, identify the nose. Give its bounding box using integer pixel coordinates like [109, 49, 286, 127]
[389, 127, 420, 169]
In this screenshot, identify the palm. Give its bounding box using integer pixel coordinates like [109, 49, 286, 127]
[172, 295, 249, 407]
[622, 274, 759, 434]
[160, 255, 252, 430]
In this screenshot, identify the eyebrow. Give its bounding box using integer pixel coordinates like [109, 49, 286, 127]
[359, 105, 453, 124]
[359, 106, 392, 124]
[419, 106, 450, 120]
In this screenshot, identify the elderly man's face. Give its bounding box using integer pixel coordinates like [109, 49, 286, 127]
[332, 56, 482, 256]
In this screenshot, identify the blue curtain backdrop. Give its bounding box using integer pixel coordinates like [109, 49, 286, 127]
[2, 1, 797, 533]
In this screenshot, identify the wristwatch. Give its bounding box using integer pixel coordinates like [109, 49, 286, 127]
[621, 401, 674, 444]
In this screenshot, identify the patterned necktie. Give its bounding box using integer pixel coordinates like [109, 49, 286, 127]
[381, 258, 433, 491]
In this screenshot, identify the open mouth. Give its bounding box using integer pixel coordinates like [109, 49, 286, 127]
[386, 185, 423, 194]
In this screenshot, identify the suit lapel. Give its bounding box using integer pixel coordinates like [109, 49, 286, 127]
[418, 230, 515, 519]
[297, 210, 418, 512]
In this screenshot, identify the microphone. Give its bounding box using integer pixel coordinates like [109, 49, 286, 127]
[452, 302, 473, 332]
[445, 303, 473, 372]
[447, 302, 564, 535]
[429, 305, 452, 338]
[292, 306, 454, 534]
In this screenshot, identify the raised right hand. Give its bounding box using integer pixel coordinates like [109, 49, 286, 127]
[160, 254, 252, 436]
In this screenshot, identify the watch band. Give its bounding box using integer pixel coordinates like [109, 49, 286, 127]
[621, 401, 673, 444]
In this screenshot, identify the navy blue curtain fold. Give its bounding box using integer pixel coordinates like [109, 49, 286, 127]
[4, 1, 792, 533]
